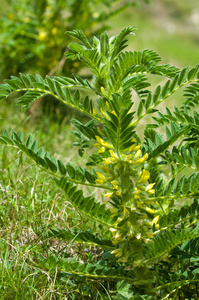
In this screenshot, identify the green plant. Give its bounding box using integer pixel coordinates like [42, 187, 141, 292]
[0, 0, 150, 79]
[1, 26, 199, 299]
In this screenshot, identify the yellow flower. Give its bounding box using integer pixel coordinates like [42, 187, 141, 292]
[111, 180, 119, 190]
[123, 207, 129, 216]
[146, 207, 156, 214]
[112, 232, 123, 245]
[38, 30, 48, 40]
[111, 110, 117, 116]
[116, 190, 121, 196]
[95, 172, 106, 184]
[97, 126, 104, 136]
[100, 86, 105, 95]
[105, 192, 114, 198]
[134, 149, 142, 158]
[152, 215, 160, 225]
[110, 227, 117, 234]
[126, 154, 132, 162]
[111, 249, 123, 258]
[133, 187, 141, 195]
[97, 147, 105, 154]
[51, 27, 57, 35]
[103, 156, 116, 165]
[140, 169, 150, 183]
[100, 108, 107, 117]
[135, 233, 142, 240]
[136, 201, 143, 209]
[95, 136, 112, 148]
[147, 189, 155, 195]
[114, 217, 122, 226]
[135, 153, 149, 164]
[145, 183, 155, 193]
[109, 150, 118, 159]
[129, 144, 141, 152]
[128, 139, 136, 152]
[133, 188, 141, 200]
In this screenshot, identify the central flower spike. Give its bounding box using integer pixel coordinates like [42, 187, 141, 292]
[93, 137, 158, 262]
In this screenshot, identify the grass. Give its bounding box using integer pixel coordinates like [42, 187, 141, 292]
[0, 100, 110, 299]
[0, 1, 199, 298]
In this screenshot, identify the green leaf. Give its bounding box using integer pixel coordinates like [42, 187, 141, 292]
[44, 157, 57, 173]
[73, 90, 80, 106]
[137, 101, 143, 118]
[84, 170, 95, 184]
[100, 31, 109, 57]
[194, 155, 199, 170]
[57, 159, 66, 175]
[46, 75, 55, 93]
[20, 73, 31, 89]
[31, 140, 38, 152]
[55, 80, 64, 99]
[153, 85, 161, 104]
[66, 30, 92, 49]
[66, 162, 76, 179]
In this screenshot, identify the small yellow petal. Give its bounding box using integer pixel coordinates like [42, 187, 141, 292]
[136, 201, 143, 209]
[147, 189, 155, 194]
[110, 227, 117, 233]
[111, 110, 117, 116]
[101, 86, 106, 95]
[140, 169, 150, 183]
[106, 101, 109, 109]
[103, 160, 112, 165]
[152, 215, 160, 225]
[134, 145, 141, 151]
[136, 233, 142, 240]
[100, 107, 107, 117]
[133, 188, 141, 195]
[134, 149, 142, 158]
[135, 153, 149, 164]
[146, 207, 156, 214]
[95, 179, 104, 184]
[111, 180, 119, 189]
[95, 136, 112, 148]
[126, 154, 132, 162]
[109, 150, 118, 159]
[111, 249, 123, 257]
[93, 108, 98, 115]
[97, 127, 104, 136]
[105, 192, 114, 198]
[98, 147, 106, 153]
[96, 171, 105, 181]
[123, 207, 129, 216]
[145, 183, 155, 192]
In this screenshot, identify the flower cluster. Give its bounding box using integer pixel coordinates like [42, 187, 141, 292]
[94, 135, 159, 262]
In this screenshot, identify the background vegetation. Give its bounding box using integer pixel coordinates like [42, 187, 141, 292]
[0, 0, 199, 299]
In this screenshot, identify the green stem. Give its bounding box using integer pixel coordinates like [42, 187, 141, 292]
[120, 163, 151, 291]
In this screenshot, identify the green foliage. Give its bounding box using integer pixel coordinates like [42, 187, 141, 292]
[0, 0, 149, 78]
[1, 26, 199, 299]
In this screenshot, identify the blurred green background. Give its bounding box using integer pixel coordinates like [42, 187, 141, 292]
[111, 0, 199, 68]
